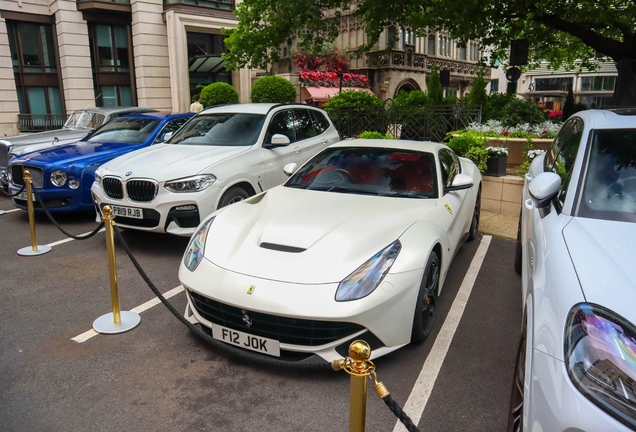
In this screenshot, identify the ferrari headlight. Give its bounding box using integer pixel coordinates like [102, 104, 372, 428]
[565, 303, 636, 429]
[335, 240, 401, 301]
[165, 175, 216, 193]
[51, 170, 67, 187]
[183, 216, 215, 272]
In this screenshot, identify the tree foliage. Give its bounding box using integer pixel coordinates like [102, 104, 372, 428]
[250, 76, 297, 103]
[222, 0, 636, 75]
[468, 70, 488, 107]
[200, 82, 239, 107]
[427, 68, 443, 105]
[562, 89, 576, 120]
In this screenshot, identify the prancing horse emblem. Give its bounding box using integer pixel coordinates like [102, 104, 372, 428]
[126, 171, 132, 176]
[241, 310, 252, 328]
[247, 285, 255, 295]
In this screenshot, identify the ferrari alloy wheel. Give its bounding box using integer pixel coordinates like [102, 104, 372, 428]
[468, 185, 481, 241]
[411, 251, 439, 343]
[219, 186, 250, 208]
[507, 323, 527, 432]
[514, 209, 522, 274]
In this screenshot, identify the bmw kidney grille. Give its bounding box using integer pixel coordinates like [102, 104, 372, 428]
[126, 180, 156, 202]
[103, 177, 124, 199]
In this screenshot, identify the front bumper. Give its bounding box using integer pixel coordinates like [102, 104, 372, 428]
[179, 256, 423, 362]
[528, 349, 633, 432]
[9, 183, 90, 213]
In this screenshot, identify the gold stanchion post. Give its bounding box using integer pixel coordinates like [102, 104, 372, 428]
[17, 170, 51, 256]
[332, 341, 376, 432]
[92, 205, 141, 334]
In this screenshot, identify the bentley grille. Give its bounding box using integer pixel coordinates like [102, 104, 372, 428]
[0, 145, 9, 169]
[103, 177, 124, 199]
[126, 180, 156, 202]
[187, 290, 365, 346]
[11, 165, 44, 188]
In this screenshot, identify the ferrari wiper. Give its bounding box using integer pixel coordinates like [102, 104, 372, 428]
[311, 186, 380, 195]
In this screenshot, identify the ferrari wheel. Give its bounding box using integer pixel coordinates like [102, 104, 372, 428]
[507, 323, 527, 432]
[514, 209, 522, 274]
[411, 251, 439, 343]
[468, 185, 481, 241]
[219, 186, 250, 208]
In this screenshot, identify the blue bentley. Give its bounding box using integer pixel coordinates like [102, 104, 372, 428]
[7, 113, 193, 213]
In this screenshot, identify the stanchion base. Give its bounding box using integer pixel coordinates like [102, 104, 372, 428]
[17, 245, 52, 256]
[93, 311, 141, 334]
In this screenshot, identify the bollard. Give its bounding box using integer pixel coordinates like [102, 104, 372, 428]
[92, 205, 141, 334]
[332, 340, 376, 432]
[17, 170, 51, 256]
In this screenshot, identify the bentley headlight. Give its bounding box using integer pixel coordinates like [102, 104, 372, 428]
[335, 240, 401, 301]
[165, 175, 216, 193]
[565, 303, 636, 429]
[51, 170, 67, 187]
[183, 216, 215, 272]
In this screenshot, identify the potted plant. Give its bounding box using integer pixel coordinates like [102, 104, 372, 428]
[484, 146, 508, 177]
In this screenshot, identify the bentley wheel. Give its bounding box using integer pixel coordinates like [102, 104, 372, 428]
[507, 324, 527, 432]
[411, 251, 439, 343]
[514, 210, 522, 274]
[468, 185, 481, 241]
[219, 186, 250, 208]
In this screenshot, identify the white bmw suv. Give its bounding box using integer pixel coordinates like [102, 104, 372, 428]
[91, 103, 339, 236]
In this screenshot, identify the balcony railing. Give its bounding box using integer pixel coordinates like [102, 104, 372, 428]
[367, 49, 490, 79]
[18, 114, 67, 133]
[77, 0, 131, 4]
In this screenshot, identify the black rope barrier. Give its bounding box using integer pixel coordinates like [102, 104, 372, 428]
[0, 183, 25, 198]
[382, 394, 421, 432]
[32, 189, 105, 239]
[112, 225, 334, 372]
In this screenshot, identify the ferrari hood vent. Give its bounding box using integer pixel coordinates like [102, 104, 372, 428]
[259, 242, 306, 253]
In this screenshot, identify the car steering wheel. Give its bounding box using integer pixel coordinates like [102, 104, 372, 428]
[330, 168, 356, 184]
[601, 176, 636, 200]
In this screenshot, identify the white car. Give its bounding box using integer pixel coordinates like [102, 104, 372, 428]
[91, 104, 339, 236]
[510, 109, 636, 431]
[178, 139, 482, 363]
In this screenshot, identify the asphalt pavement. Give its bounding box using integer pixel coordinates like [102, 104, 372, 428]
[0, 194, 522, 432]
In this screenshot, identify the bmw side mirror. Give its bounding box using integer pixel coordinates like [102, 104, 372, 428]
[444, 173, 474, 194]
[283, 163, 298, 177]
[271, 134, 290, 147]
[528, 172, 561, 209]
[161, 132, 173, 142]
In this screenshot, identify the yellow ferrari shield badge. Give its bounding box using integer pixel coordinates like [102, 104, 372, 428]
[247, 285, 255, 295]
[445, 204, 453, 215]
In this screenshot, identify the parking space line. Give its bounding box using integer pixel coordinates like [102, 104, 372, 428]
[1, 208, 21, 214]
[393, 235, 492, 432]
[46, 228, 105, 247]
[71, 285, 185, 343]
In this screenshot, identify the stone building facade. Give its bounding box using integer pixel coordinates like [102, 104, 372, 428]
[0, 0, 251, 136]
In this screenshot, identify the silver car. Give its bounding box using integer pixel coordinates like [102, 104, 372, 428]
[0, 106, 158, 186]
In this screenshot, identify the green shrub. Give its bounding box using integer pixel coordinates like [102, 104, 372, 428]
[500, 98, 545, 127]
[427, 67, 443, 105]
[199, 82, 239, 107]
[324, 90, 384, 137]
[323, 89, 383, 107]
[468, 70, 488, 108]
[394, 90, 428, 106]
[465, 145, 490, 173]
[251, 76, 297, 103]
[359, 131, 395, 139]
[447, 135, 477, 156]
[486, 92, 515, 121]
[562, 89, 575, 120]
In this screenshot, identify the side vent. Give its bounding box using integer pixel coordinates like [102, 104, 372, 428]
[244, 192, 267, 204]
[260, 242, 306, 253]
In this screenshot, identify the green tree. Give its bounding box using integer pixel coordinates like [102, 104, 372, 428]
[199, 83, 239, 107]
[251, 76, 297, 103]
[427, 67, 443, 105]
[468, 70, 488, 116]
[394, 90, 428, 106]
[222, 0, 636, 105]
[562, 89, 575, 120]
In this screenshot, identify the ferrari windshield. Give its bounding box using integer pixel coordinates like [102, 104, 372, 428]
[578, 129, 636, 223]
[64, 111, 106, 129]
[167, 113, 266, 146]
[286, 147, 438, 198]
[87, 118, 160, 144]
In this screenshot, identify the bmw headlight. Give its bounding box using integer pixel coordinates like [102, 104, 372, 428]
[335, 240, 401, 301]
[51, 170, 67, 187]
[183, 216, 215, 272]
[94, 173, 102, 185]
[565, 303, 636, 429]
[165, 175, 216, 193]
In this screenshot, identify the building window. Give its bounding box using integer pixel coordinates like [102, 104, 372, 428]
[490, 78, 499, 92]
[398, 28, 404, 49]
[459, 45, 466, 61]
[163, 0, 232, 10]
[187, 32, 232, 100]
[581, 76, 617, 92]
[535, 77, 574, 92]
[6, 20, 64, 118]
[88, 23, 135, 107]
[428, 34, 436, 55]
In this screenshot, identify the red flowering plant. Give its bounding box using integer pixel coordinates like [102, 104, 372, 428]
[295, 48, 369, 88]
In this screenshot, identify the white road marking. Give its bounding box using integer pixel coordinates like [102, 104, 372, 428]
[46, 228, 106, 247]
[1, 208, 21, 213]
[393, 235, 492, 432]
[72, 285, 185, 343]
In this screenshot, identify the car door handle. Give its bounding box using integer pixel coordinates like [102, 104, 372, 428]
[525, 199, 534, 210]
[321, 139, 327, 144]
[293, 146, 301, 154]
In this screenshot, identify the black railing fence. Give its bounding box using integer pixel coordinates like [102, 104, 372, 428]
[18, 114, 67, 133]
[325, 102, 482, 142]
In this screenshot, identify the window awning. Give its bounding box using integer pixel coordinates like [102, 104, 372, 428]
[302, 87, 374, 102]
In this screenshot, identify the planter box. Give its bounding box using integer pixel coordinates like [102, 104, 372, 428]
[485, 156, 507, 177]
[451, 135, 553, 168]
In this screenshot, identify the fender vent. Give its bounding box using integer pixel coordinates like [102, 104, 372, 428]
[260, 242, 306, 253]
